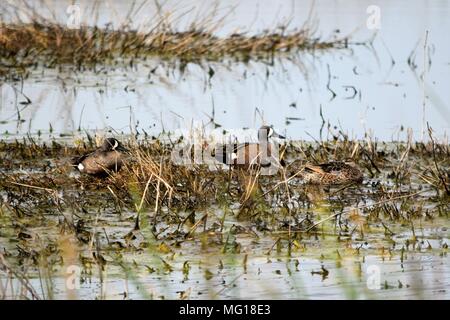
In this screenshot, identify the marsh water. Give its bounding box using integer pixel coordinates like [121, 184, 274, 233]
[1, 160, 449, 300]
[1, 0, 450, 141]
[0, 0, 449, 300]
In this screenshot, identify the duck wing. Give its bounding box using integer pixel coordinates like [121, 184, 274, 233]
[305, 161, 346, 174]
[71, 150, 95, 166]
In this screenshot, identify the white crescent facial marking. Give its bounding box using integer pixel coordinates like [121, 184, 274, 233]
[231, 153, 238, 160]
[77, 163, 85, 171]
[112, 140, 119, 150]
[268, 128, 273, 137]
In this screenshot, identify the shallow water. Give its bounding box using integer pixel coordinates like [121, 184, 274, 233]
[1, 206, 448, 300]
[0, 0, 449, 300]
[0, 142, 449, 300]
[0, 0, 449, 141]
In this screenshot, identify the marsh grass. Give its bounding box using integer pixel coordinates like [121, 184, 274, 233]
[0, 2, 347, 78]
[0, 132, 448, 218]
[0, 131, 448, 299]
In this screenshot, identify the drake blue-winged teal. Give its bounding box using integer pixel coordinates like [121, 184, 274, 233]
[301, 161, 363, 185]
[72, 138, 128, 176]
[214, 125, 285, 169]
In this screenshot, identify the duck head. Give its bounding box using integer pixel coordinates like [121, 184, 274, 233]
[101, 138, 128, 152]
[258, 125, 285, 141]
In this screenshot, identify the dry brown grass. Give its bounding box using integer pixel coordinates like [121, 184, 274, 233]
[0, 130, 448, 234]
[0, 7, 346, 77]
[0, 134, 448, 299]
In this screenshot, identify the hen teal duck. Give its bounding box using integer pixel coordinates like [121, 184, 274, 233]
[301, 161, 363, 185]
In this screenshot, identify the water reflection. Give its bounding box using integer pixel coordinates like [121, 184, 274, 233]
[1, 1, 450, 300]
[0, 0, 449, 141]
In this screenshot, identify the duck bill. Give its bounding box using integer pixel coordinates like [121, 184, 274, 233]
[272, 132, 285, 139]
[116, 145, 129, 152]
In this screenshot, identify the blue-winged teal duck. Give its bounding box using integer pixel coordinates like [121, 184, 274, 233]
[301, 161, 363, 185]
[72, 138, 128, 176]
[214, 125, 285, 168]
